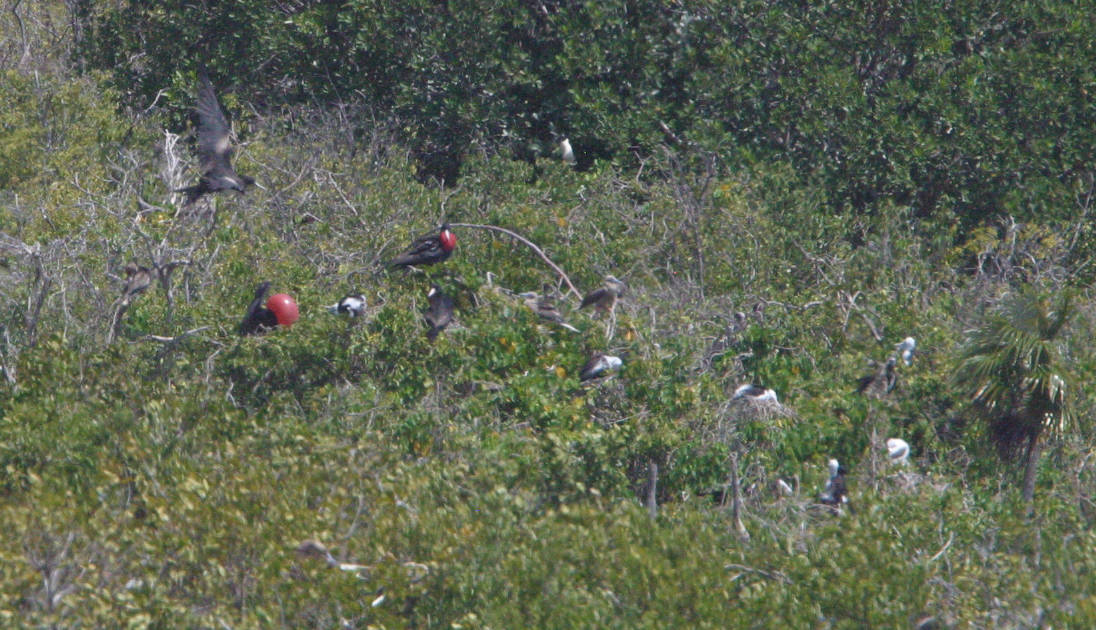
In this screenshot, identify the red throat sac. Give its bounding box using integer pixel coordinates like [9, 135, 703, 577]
[267, 293, 300, 327]
[440, 229, 457, 252]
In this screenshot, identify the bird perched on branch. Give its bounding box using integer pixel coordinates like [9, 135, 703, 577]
[886, 438, 911, 465]
[424, 285, 454, 341]
[560, 137, 575, 165]
[896, 337, 917, 366]
[579, 352, 622, 382]
[175, 68, 255, 205]
[239, 282, 279, 336]
[389, 224, 457, 268]
[326, 294, 367, 318]
[120, 262, 152, 305]
[857, 356, 897, 398]
[240, 283, 299, 336]
[519, 291, 579, 332]
[819, 458, 851, 513]
[295, 540, 370, 575]
[732, 383, 779, 404]
[579, 275, 626, 316]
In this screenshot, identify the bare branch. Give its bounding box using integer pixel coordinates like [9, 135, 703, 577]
[448, 222, 581, 299]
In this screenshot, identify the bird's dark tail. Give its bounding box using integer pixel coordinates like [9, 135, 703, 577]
[174, 185, 203, 206]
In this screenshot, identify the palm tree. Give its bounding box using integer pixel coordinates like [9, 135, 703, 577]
[954, 288, 1072, 505]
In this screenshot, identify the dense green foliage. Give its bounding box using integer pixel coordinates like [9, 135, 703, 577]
[3, 1, 1096, 627]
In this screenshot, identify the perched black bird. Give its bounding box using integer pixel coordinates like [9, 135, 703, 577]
[120, 262, 152, 305]
[579, 275, 626, 316]
[176, 69, 255, 205]
[519, 291, 579, 332]
[424, 285, 454, 341]
[390, 224, 457, 268]
[239, 281, 279, 336]
[579, 352, 623, 382]
[326, 294, 367, 318]
[857, 356, 898, 398]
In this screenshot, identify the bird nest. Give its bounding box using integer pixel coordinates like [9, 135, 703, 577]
[698, 398, 797, 448]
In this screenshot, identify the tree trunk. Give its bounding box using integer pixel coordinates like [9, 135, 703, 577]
[1021, 430, 1043, 505]
[646, 461, 658, 521]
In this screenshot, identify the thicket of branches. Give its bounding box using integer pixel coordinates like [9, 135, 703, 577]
[2, 1, 1096, 627]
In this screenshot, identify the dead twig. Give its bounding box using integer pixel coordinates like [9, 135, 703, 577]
[448, 223, 581, 299]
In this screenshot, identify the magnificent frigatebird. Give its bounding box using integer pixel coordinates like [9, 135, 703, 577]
[326, 294, 367, 318]
[519, 291, 579, 332]
[579, 352, 623, 382]
[732, 383, 779, 404]
[120, 262, 152, 305]
[896, 337, 917, 366]
[886, 438, 911, 465]
[424, 284, 453, 341]
[579, 275, 626, 315]
[239, 282, 279, 336]
[176, 69, 255, 205]
[560, 138, 575, 165]
[390, 224, 457, 268]
[819, 458, 850, 512]
[857, 356, 897, 398]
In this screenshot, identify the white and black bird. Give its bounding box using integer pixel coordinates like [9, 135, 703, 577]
[857, 356, 897, 398]
[819, 458, 850, 510]
[120, 262, 152, 305]
[732, 383, 779, 404]
[896, 337, 916, 366]
[424, 284, 454, 342]
[560, 138, 575, 165]
[519, 291, 579, 332]
[176, 68, 255, 205]
[886, 438, 911, 465]
[327, 294, 367, 318]
[579, 352, 622, 382]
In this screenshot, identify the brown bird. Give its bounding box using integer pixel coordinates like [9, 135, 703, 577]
[175, 68, 255, 205]
[120, 262, 152, 305]
[520, 291, 579, 332]
[857, 356, 897, 398]
[424, 284, 454, 341]
[579, 275, 626, 315]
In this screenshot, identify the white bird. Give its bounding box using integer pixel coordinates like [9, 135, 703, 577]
[896, 337, 916, 366]
[327, 294, 367, 317]
[579, 352, 622, 381]
[560, 137, 575, 165]
[732, 384, 779, 403]
[886, 438, 911, 465]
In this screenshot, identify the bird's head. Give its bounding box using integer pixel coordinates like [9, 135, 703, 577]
[827, 459, 841, 477]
